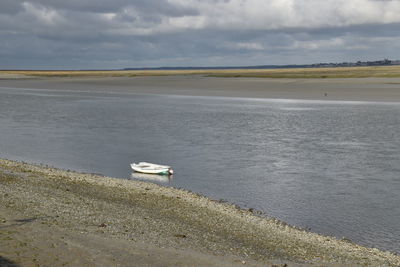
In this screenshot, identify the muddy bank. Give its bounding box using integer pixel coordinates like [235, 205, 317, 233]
[0, 159, 399, 266]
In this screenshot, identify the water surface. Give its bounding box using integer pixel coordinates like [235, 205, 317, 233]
[1, 85, 399, 253]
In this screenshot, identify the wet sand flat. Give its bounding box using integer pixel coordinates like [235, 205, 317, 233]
[1, 75, 400, 101]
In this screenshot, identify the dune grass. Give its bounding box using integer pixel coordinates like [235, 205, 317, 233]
[2, 65, 400, 78]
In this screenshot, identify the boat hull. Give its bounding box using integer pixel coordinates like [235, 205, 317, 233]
[130, 163, 173, 175]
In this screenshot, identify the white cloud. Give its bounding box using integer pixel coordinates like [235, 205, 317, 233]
[167, 0, 400, 31]
[22, 2, 64, 26]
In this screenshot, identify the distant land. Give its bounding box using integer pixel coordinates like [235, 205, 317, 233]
[123, 59, 400, 71]
[3, 59, 400, 79]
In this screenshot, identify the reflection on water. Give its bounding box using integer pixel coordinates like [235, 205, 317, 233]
[1, 86, 400, 254]
[130, 172, 173, 183]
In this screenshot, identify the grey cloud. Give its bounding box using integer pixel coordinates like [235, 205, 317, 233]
[30, 0, 133, 13]
[0, 0, 23, 14]
[1, 0, 400, 69]
[26, 0, 197, 16]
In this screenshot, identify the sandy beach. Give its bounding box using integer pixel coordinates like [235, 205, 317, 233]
[1, 74, 400, 102]
[1, 159, 399, 266]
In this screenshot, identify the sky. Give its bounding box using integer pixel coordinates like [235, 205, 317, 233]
[1, 0, 400, 69]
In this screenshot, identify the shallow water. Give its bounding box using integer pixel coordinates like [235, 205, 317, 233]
[1, 85, 399, 253]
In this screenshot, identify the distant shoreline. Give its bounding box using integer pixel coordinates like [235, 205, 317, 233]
[1, 158, 399, 266]
[2, 58, 400, 72]
[2, 65, 400, 79]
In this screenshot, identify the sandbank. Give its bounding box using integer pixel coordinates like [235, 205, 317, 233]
[1, 74, 400, 102]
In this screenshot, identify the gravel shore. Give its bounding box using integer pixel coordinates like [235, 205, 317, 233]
[0, 159, 399, 266]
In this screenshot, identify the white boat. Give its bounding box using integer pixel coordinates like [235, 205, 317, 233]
[130, 162, 174, 175]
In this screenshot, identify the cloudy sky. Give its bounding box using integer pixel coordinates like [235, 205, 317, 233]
[1, 0, 400, 69]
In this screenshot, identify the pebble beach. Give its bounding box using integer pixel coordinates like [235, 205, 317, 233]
[1, 159, 399, 266]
